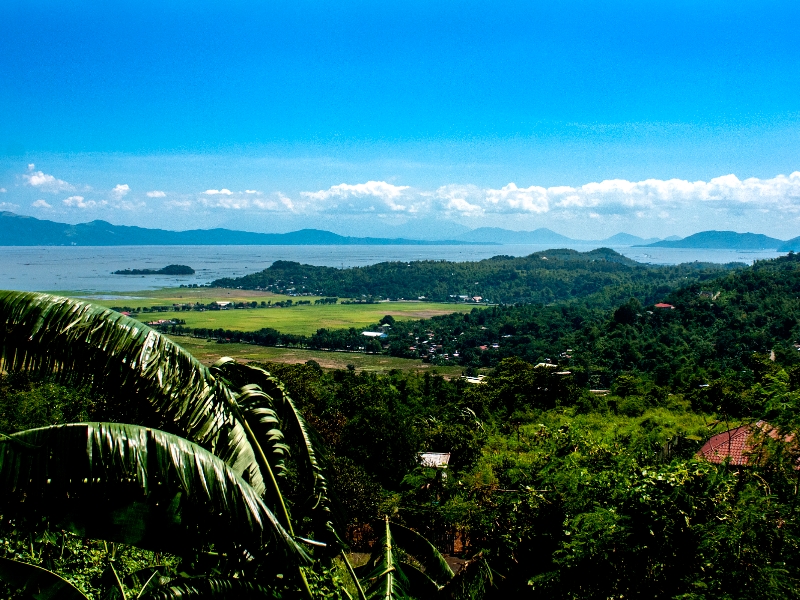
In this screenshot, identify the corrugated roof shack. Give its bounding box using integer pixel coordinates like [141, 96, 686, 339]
[696, 421, 797, 467]
[419, 452, 451, 468]
[415, 452, 473, 555]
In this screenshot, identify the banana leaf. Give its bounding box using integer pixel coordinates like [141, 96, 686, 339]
[398, 561, 440, 599]
[139, 577, 279, 599]
[124, 567, 168, 598]
[362, 518, 411, 600]
[211, 360, 338, 547]
[0, 556, 89, 600]
[438, 556, 494, 600]
[0, 422, 309, 565]
[388, 523, 454, 586]
[0, 291, 266, 499]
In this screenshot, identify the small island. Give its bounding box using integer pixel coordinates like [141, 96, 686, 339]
[113, 264, 195, 275]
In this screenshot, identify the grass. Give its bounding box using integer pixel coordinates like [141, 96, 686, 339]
[168, 335, 467, 376]
[70, 287, 480, 336]
[71, 287, 301, 307]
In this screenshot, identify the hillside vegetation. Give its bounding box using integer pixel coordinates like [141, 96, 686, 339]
[5, 254, 800, 597]
[212, 248, 742, 305]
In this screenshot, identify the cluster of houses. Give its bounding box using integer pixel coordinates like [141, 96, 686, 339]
[448, 294, 487, 303]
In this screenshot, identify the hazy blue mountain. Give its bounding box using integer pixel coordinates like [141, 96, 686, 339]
[0, 212, 493, 246]
[639, 230, 784, 250]
[599, 232, 661, 245]
[372, 219, 473, 241]
[456, 227, 664, 246]
[778, 237, 800, 252]
[457, 227, 579, 244]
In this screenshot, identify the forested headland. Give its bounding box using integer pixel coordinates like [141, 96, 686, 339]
[211, 248, 742, 304]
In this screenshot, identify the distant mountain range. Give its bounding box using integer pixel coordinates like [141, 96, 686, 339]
[0, 212, 490, 246]
[453, 227, 662, 246]
[0, 212, 794, 250]
[637, 230, 784, 250]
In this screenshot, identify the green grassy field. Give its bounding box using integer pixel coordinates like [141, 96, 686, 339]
[73, 286, 302, 308]
[168, 335, 467, 376]
[72, 288, 479, 336]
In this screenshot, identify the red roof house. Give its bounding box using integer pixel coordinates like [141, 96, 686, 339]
[654, 303, 675, 309]
[696, 421, 792, 466]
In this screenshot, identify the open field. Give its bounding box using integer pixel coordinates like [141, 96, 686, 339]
[69, 287, 480, 336]
[137, 303, 476, 335]
[71, 287, 299, 307]
[167, 335, 467, 376]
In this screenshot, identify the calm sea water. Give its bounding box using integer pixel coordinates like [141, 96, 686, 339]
[0, 244, 786, 294]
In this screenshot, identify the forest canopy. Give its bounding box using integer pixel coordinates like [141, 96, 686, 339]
[212, 249, 742, 305]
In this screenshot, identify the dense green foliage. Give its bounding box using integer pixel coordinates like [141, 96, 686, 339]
[260, 352, 800, 598]
[212, 250, 740, 305]
[380, 253, 800, 394]
[6, 253, 800, 598]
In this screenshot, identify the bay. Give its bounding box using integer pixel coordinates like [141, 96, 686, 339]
[0, 244, 786, 294]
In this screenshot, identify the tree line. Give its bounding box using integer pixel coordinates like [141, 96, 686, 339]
[211, 249, 742, 305]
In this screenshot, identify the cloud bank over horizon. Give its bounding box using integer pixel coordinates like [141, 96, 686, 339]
[7, 164, 800, 239]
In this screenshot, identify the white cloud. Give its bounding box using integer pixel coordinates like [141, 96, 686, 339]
[32, 199, 52, 208]
[473, 171, 800, 217]
[123, 170, 800, 225]
[63, 195, 103, 209]
[301, 181, 414, 213]
[0, 202, 19, 211]
[201, 196, 251, 210]
[276, 192, 294, 211]
[303, 181, 409, 202]
[485, 183, 550, 214]
[0, 188, 6, 193]
[432, 185, 484, 215]
[23, 164, 74, 193]
[115, 199, 146, 211]
[166, 199, 192, 209]
[111, 184, 130, 199]
[199, 191, 296, 212]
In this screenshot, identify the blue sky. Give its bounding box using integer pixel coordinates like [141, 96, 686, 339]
[1, 0, 799, 239]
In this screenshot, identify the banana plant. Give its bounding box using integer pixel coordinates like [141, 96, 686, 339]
[357, 518, 452, 599]
[0, 423, 308, 562]
[0, 556, 89, 600]
[356, 518, 495, 600]
[0, 422, 313, 598]
[0, 291, 336, 596]
[0, 292, 491, 599]
[0, 291, 269, 499]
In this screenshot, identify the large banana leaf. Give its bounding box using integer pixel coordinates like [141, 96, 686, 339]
[211, 360, 337, 547]
[140, 577, 279, 599]
[356, 520, 453, 599]
[398, 561, 440, 599]
[362, 518, 411, 600]
[0, 291, 267, 499]
[388, 523, 454, 586]
[438, 557, 494, 600]
[0, 556, 89, 600]
[0, 422, 309, 564]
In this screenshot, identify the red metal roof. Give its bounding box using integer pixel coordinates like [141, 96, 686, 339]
[654, 303, 675, 308]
